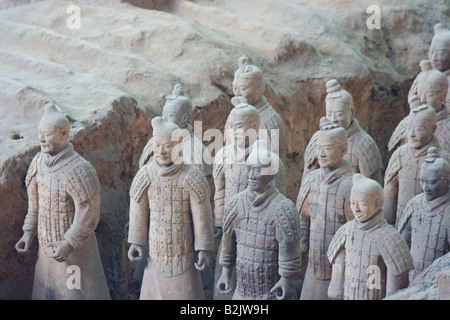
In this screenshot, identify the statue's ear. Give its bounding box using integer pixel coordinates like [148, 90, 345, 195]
[61, 128, 68, 139]
[341, 144, 348, 155]
[375, 199, 381, 209]
[431, 124, 437, 137]
[182, 113, 190, 124]
[256, 81, 262, 94]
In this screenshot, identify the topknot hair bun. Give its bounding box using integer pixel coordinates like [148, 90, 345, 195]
[326, 79, 342, 94]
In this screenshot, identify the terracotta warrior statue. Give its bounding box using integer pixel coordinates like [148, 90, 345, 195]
[213, 96, 285, 299]
[389, 63, 449, 153]
[383, 104, 449, 227]
[296, 124, 355, 300]
[15, 103, 110, 300]
[127, 116, 214, 300]
[231, 56, 288, 162]
[139, 83, 213, 176]
[327, 174, 413, 300]
[410, 24, 450, 108]
[216, 140, 301, 300]
[303, 79, 383, 185]
[134, 84, 215, 289]
[397, 147, 449, 281]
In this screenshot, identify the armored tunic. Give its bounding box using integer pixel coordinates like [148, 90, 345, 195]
[128, 159, 214, 300]
[397, 191, 450, 281]
[383, 136, 448, 227]
[296, 161, 354, 299]
[23, 143, 110, 300]
[327, 210, 414, 300]
[388, 106, 450, 153]
[303, 119, 383, 184]
[220, 185, 302, 300]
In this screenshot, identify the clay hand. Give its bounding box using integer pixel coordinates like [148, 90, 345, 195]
[128, 244, 143, 263]
[48, 240, 73, 262]
[213, 227, 223, 240]
[15, 231, 33, 253]
[195, 251, 210, 271]
[216, 267, 234, 295]
[269, 277, 294, 300]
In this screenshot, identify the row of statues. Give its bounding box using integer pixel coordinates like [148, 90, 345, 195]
[14, 23, 449, 300]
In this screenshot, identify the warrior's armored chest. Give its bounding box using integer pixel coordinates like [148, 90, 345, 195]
[343, 226, 386, 300]
[308, 174, 352, 280]
[234, 201, 279, 300]
[410, 205, 449, 274]
[146, 169, 195, 277]
[35, 158, 75, 256]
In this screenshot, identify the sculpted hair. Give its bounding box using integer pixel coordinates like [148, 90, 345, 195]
[163, 84, 193, 122]
[318, 123, 348, 147]
[325, 79, 354, 110]
[410, 105, 438, 129]
[421, 147, 450, 180]
[40, 103, 70, 134]
[432, 23, 450, 48]
[228, 96, 261, 131]
[234, 56, 264, 83]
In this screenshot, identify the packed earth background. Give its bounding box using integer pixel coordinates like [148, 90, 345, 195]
[0, 0, 449, 299]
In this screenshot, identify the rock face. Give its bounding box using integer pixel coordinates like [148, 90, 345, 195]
[386, 253, 450, 300]
[0, 0, 448, 299]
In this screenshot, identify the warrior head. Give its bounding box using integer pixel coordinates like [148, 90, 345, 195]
[162, 83, 192, 129]
[417, 68, 448, 112]
[232, 56, 265, 105]
[151, 116, 183, 166]
[246, 140, 280, 193]
[428, 24, 450, 72]
[420, 147, 450, 201]
[350, 174, 384, 222]
[227, 96, 260, 149]
[316, 124, 348, 171]
[325, 79, 355, 130]
[38, 103, 70, 156]
[407, 105, 437, 149]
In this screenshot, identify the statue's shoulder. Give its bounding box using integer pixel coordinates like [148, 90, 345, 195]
[384, 145, 407, 185]
[64, 153, 101, 203]
[129, 163, 152, 202]
[183, 164, 210, 203]
[25, 151, 43, 187]
[296, 170, 319, 210]
[376, 220, 414, 276]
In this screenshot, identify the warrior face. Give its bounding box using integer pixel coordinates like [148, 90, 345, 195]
[428, 38, 450, 72]
[38, 122, 69, 156]
[316, 129, 347, 170]
[350, 190, 381, 222]
[325, 100, 353, 130]
[420, 72, 448, 111]
[227, 115, 258, 149]
[153, 135, 180, 166]
[246, 165, 274, 194]
[420, 168, 448, 201]
[232, 76, 264, 106]
[407, 116, 436, 149]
